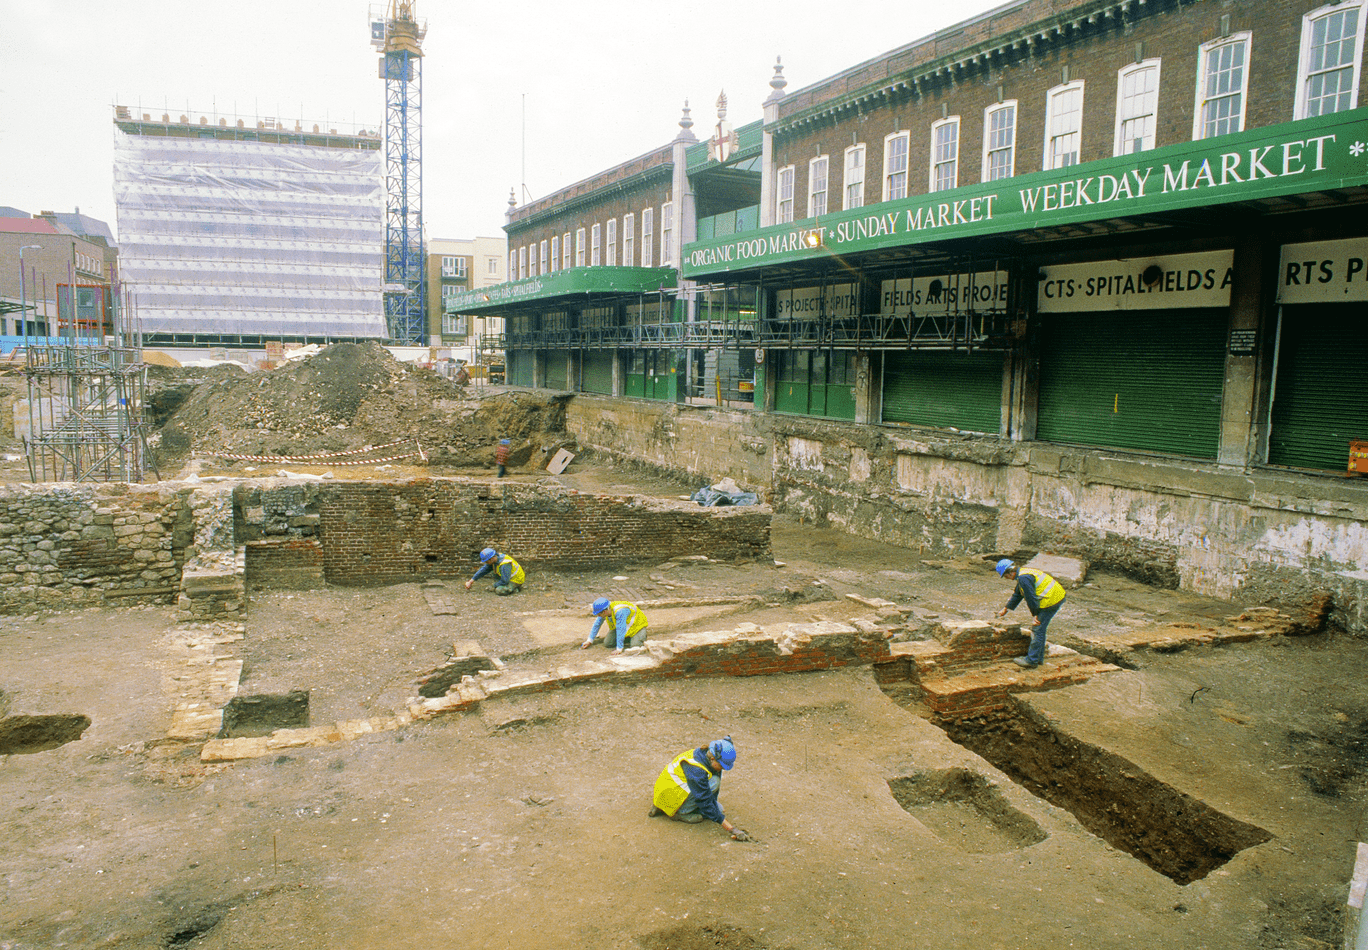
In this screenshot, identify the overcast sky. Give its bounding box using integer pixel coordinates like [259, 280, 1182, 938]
[1, 0, 1005, 243]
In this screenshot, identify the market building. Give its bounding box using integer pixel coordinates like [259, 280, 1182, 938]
[446, 0, 1368, 632]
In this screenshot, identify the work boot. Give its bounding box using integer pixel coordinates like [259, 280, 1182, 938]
[1012, 656, 1041, 669]
[648, 806, 663, 818]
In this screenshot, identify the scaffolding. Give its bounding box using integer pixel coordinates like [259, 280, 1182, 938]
[23, 340, 155, 483]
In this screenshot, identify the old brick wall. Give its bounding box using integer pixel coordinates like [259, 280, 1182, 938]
[311, 478, 771, 586]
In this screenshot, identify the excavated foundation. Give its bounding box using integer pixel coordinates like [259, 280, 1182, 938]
[0, 714, 91, 754]
[938, 705, 1272, 884]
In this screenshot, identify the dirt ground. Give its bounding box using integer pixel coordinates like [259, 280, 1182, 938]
[1, 455, 1366, 949]
[0, 349, 1365, 948]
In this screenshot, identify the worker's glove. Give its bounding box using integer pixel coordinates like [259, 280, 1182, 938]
[730, 828, 752, 842]
[580, 640, 593, 650]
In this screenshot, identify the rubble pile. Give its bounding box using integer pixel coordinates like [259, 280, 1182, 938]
[151, 342, 570, 473]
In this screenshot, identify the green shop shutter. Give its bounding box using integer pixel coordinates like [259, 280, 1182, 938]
[1036, 310, 1224, 458]
[508, 351, 534, 387]
[581, 351, 615, 394]
[543, 351, 568, 391]
[1268, 304, 1368, 472]
[882, 350, 1003, 433]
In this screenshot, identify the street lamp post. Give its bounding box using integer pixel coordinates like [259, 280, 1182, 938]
[18, 245, 40, 341]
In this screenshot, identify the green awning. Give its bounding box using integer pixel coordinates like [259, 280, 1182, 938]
[682, 107, 1368, 279]
[445, 266, 676, 314]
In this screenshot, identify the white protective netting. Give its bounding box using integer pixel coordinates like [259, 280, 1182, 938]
[113, 131, 387, 338]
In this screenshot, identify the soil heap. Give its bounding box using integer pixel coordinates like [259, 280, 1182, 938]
[152, 342, 570, 474]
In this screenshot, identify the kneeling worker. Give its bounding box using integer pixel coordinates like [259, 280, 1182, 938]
[649, 737, 751, 841]
[995, 558, 1066, 669]
[580, 597, 648, 654]
[466, 547, 524, 595]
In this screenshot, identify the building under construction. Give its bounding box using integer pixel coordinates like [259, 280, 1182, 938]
[112, 107, 386, 346]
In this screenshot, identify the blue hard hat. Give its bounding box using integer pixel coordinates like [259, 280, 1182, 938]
[710, 736, 736, 770]
[995, 558, 1015, 576]
[591, 597, 610, 615]
[500, 439, 510, 445]
[480, 547, 497, 562]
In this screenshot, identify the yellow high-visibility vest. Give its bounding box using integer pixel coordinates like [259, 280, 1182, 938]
[1020, 569, 1065, 610]
[498, 555, 525, 585]
[653, 748, 710, 816]
[608, 600, 648, 638]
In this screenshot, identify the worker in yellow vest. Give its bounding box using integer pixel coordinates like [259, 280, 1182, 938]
[648, 736, 751, 841]
[580, 597, 648, 654]
[466, 547, 525, 596]
[996, 559, 1067, 669]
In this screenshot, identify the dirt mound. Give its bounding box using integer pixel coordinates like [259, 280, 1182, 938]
[153, 342, 569, 473]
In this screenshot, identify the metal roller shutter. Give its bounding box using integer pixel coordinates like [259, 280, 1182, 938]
[543, 352, 568, 391]
[1036, 310, 1225, 458]
[508, 351, 534, 387]
[882, 350, 1003, 433]
[1269, 304, 1368, 471]
[581, 351, 615, 394]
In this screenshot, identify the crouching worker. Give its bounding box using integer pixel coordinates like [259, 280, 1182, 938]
[995, 558, 1066, 669]
[580, 597, 647, 654]
[465, 547, 524, 595]
[649, 737, 751, 841]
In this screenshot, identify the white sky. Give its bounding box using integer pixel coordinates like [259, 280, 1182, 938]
[0, 0, 1005, 243]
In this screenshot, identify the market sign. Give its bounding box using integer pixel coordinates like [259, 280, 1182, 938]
[881, 270, 1008, 315]
[444, 266, 676, 313]
[683, 108, 1368, 279]
[1276, 238, 1368, 303]
[1038, 250, 1233, 312]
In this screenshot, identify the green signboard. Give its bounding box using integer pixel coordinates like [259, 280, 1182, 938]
[445, 266, 677, 313]
[682, 108, 1368, 279]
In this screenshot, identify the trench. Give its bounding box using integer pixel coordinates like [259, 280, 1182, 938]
[912, 699, 1272, 884]
[0, 714, 91, 754]
[219, 690, 309, 738]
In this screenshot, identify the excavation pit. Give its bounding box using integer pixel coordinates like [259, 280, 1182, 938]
[941, 706, 1272, 884]
[888, 767, 1047, 853]
[219, 690, 309, 738]
[0, 714, 91, 754]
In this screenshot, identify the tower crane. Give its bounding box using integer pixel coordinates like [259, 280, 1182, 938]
[370, 1, 427, 345]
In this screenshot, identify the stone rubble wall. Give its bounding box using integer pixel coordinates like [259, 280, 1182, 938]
[0, 483, 194, 613]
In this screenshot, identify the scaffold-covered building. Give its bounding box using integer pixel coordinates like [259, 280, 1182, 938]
[112, 107, 386, 346]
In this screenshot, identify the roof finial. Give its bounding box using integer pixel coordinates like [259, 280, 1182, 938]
[676, 99, 697, 143]
[716, 90, 728, 120]
[765, 56, 787, 105]
[508, 187, 517, 209]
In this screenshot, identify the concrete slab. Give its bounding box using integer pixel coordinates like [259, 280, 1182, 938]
[1024, 553, 1088, 587]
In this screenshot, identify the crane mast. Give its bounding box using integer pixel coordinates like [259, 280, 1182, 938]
[370, 1, 426, 345]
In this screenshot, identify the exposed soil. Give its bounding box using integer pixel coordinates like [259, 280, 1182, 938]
[1, 496, 1366, 949]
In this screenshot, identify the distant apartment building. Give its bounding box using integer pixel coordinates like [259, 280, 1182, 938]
[112, 106, 385, 345]
[0, 207, 118, 338]
[427, 236, 506, 351]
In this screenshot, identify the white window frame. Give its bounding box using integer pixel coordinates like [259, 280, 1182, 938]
[518, 245, 527, 280]
[1043, 79, 1086, 170]
[575, 227, 586, 267]
[540, 240, 549, 274]
[882, 130, 910, 202]
[530, 242, 539, 277]
[843, 144, 866, 210]
[981, 101, 1018, 181]
[1193, 33, 1252, 140]
[562, 232, 570, 270]
[1296, 1, 1366, 119]
[808, 155, 828, 217]
[929, 116, 960, 192]
[487, 256, 498, 276]
[606, 219, 617, 266]
[661, 201, 673, 264]
[641, 207, 654, 268]
[777, 165, 795, 223]
[441, 255, 457, 277]
[549, 236, 559, 273]
[623, 213, 635, 267]
[591, 223, 602, 266]
[1115, 60, 1162, 156]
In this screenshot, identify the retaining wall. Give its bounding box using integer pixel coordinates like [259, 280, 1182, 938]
[564, 395, 1368, 635]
